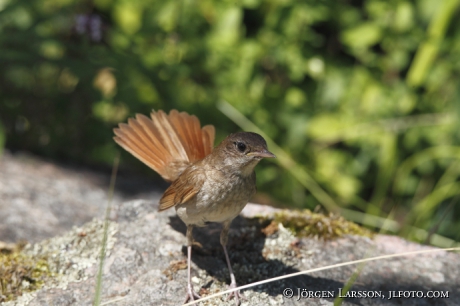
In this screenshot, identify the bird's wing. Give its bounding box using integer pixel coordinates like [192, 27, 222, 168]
[158, 166, 205, 211]
[113, 110, 215, 182]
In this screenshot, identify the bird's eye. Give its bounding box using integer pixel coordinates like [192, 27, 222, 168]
[235, 142, 246, 152]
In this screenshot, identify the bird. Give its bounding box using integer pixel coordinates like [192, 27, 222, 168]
[113, 109, 275, 305]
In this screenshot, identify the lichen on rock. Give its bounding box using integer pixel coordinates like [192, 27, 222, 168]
[2, 218, 118, 305]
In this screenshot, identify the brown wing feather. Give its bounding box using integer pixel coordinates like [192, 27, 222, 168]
[157, 188, 177, 211]
[113, 109, 215, 183]
[158, 167, 205, 211]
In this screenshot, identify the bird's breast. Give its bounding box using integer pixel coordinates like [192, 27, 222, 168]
[175, 170, 256, 226]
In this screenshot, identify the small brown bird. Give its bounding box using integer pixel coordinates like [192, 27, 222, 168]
[113, 110, 275, 305]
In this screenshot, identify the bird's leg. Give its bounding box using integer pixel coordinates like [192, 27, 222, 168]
[184, 225, 201, 304]
[221, 221, 246, 305]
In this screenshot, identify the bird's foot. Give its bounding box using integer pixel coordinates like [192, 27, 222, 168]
[226, 282, 246, 306]
[184, 284, 201, 304]
[192, 241, 203, 248]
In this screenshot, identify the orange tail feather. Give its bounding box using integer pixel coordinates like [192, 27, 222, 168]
[114, 110, 215, 182]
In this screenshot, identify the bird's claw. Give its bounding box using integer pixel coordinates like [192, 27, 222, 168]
[226, 282, 246, 306]
[184, 285, 201, 304]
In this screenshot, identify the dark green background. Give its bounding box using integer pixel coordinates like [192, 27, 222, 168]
[1, 0, 459, 245]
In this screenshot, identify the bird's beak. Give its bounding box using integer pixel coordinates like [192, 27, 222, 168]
[247, 149, 276, 158]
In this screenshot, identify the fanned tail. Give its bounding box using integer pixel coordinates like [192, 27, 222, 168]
[113, 110, 215, 182]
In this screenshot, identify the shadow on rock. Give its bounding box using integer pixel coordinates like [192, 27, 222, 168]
[167, 214, 460, 306]
[167, 215, 349, 302]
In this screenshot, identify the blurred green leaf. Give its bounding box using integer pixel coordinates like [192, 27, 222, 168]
[0, 121, 5, 156]
[113, 2, 142, 35]
[406, 0, 460, 86]
[1, 0, 460, 244]
[341, 22, 382, 49]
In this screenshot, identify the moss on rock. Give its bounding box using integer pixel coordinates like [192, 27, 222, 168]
[272, 209, 374, 240]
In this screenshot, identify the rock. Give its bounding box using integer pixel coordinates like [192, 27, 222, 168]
[1, 151, 459, 305]
[0, 150, 163, 244]
[1, 199, 458, 306]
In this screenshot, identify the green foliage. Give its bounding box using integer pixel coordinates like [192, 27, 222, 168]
[1, 0, 460, 243]
[0, 121, 5, 157]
